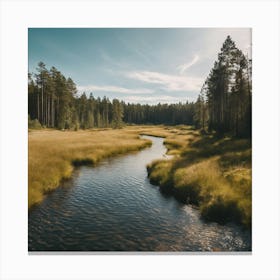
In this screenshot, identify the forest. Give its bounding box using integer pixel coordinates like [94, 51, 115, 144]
[28, 36, 252, 137]
[28, 65, 196, 129]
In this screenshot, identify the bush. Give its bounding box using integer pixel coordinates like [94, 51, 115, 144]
[28, 115, 42, 129]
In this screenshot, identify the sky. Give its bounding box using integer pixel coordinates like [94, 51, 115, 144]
[28, 28, 251, 104]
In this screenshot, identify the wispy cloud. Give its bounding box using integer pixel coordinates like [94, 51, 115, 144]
[177, 54, 199, 74]
[117, 36, 153, 67]
[126, 70, 203, 92]
[77, 85, 154, 95]
[99, 49, 126, 69]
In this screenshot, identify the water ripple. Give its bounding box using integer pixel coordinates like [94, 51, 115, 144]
[29, 136, 251, 252]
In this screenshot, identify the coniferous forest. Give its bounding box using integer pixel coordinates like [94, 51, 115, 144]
[28, 36, 251, 138]
[28, 64, 196, 129]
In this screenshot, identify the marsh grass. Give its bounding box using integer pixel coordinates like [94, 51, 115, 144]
[29, 125, 252, 228]
[147, 127, 252, 228]
[28, 127, 153, 208]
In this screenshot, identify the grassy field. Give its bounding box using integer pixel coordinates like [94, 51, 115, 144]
[29, 125, 252, 228]
[28, 126, 161, 208]
[146, 126, 252, 228]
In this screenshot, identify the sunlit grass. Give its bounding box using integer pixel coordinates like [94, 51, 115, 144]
[147, 127, 252, 228]
[29, 125, 252, 228]
[28, 127, 153, 208]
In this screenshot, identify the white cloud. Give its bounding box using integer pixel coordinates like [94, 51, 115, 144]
[126, 70, 203, 92]
[177, 54, 200, 74]
[123, 95, 195, 105]
[77, 85, 154, 95]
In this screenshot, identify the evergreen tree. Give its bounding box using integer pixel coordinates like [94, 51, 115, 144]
[203, 36, 251, 137]
[112, 99, 124, 128]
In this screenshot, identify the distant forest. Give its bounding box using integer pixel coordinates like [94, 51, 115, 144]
[28, 36, 252, 137]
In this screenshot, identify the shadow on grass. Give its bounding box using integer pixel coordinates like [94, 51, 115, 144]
[200, 199, 243, 225]
[72, 158, 95, 166]
[147, 130, 252, 229]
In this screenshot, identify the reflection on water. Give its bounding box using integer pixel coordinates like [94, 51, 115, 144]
[28, 136, 251, 251]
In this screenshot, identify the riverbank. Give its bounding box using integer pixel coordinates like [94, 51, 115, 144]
[28, 127, 159, 208]
[29, 133, 251, 251]
[29, 125, 252, 229]
[146, 126, 252, 228]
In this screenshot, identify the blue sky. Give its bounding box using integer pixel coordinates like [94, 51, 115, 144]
[28, 28, 251, 104]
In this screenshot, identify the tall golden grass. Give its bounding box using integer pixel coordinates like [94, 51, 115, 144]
[147, 126, 252, 228]
[29, 125, 252, 228]
[28, 127, 154, 208]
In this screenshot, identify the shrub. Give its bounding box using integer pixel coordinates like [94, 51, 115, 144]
[28, 115, 42, 129]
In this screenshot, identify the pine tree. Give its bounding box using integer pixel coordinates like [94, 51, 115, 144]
[204, 36, 251, 137]
[112, 99, 124, 128]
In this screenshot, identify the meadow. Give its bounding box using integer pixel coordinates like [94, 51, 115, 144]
[29, 125, 251, 229]
[28, 127, 156, 208]
[147, 126, 252, 228]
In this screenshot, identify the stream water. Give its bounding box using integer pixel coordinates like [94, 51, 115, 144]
[28, 136, 251, 252]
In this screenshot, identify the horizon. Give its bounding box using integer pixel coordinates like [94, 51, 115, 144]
[28, 28, 251, 105]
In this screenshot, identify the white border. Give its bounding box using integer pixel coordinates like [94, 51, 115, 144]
[1, 0, 280, 279]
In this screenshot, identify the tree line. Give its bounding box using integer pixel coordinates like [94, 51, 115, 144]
[194, 36, 252, 137]
[28, 63, 196, 129]
[28, 36, 252, 137]
[28, 63, 124, 129]
[123, 102, 195, 125]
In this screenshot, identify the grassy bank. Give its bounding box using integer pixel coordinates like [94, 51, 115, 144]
[29, 125, 252, 228]
[28, 127, 155, 208]
[146, 126, 252, 228]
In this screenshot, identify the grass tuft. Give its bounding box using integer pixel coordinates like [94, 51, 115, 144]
[146, 127, 252, 228]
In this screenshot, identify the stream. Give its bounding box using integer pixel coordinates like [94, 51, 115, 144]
[28, 135, 251, 252]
